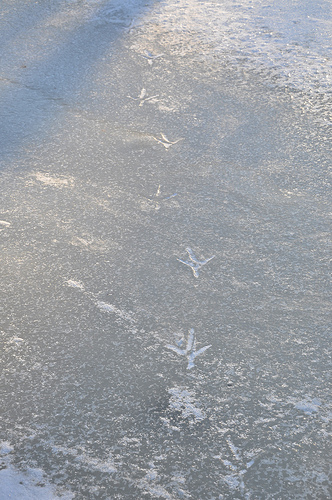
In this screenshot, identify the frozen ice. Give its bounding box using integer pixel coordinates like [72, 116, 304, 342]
[0, 0, 330, 498]
[294, 399, 321, 414]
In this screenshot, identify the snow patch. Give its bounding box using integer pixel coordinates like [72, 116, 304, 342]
[0, 443, 73, 500]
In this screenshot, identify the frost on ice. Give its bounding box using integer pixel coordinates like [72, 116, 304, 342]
[168, 387, 205, 422]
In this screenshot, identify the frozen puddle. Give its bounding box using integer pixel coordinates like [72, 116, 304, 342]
[1, 0, 330, 498]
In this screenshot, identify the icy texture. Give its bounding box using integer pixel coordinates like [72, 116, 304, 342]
[0, 0, 330, 499]
[133, 0, 332, 93]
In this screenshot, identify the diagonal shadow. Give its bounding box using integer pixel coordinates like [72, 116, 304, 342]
[0, 0, 158, 170]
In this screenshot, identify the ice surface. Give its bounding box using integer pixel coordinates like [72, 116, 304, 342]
[134, 0, 332, 93]
[294, 398, 321, 414]
[0, 0, 330, 498]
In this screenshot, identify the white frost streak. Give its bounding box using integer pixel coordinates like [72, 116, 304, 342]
[65, 280, 85, 290]
[32, 172, 74, 188]
[96, 301, 135, 323]
[65, 281, 135, 324]
[0, 220, 11, 227]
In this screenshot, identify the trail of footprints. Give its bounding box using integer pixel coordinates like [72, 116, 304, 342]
[1, 42, 323, 498]
[63, 47, 259, 496]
